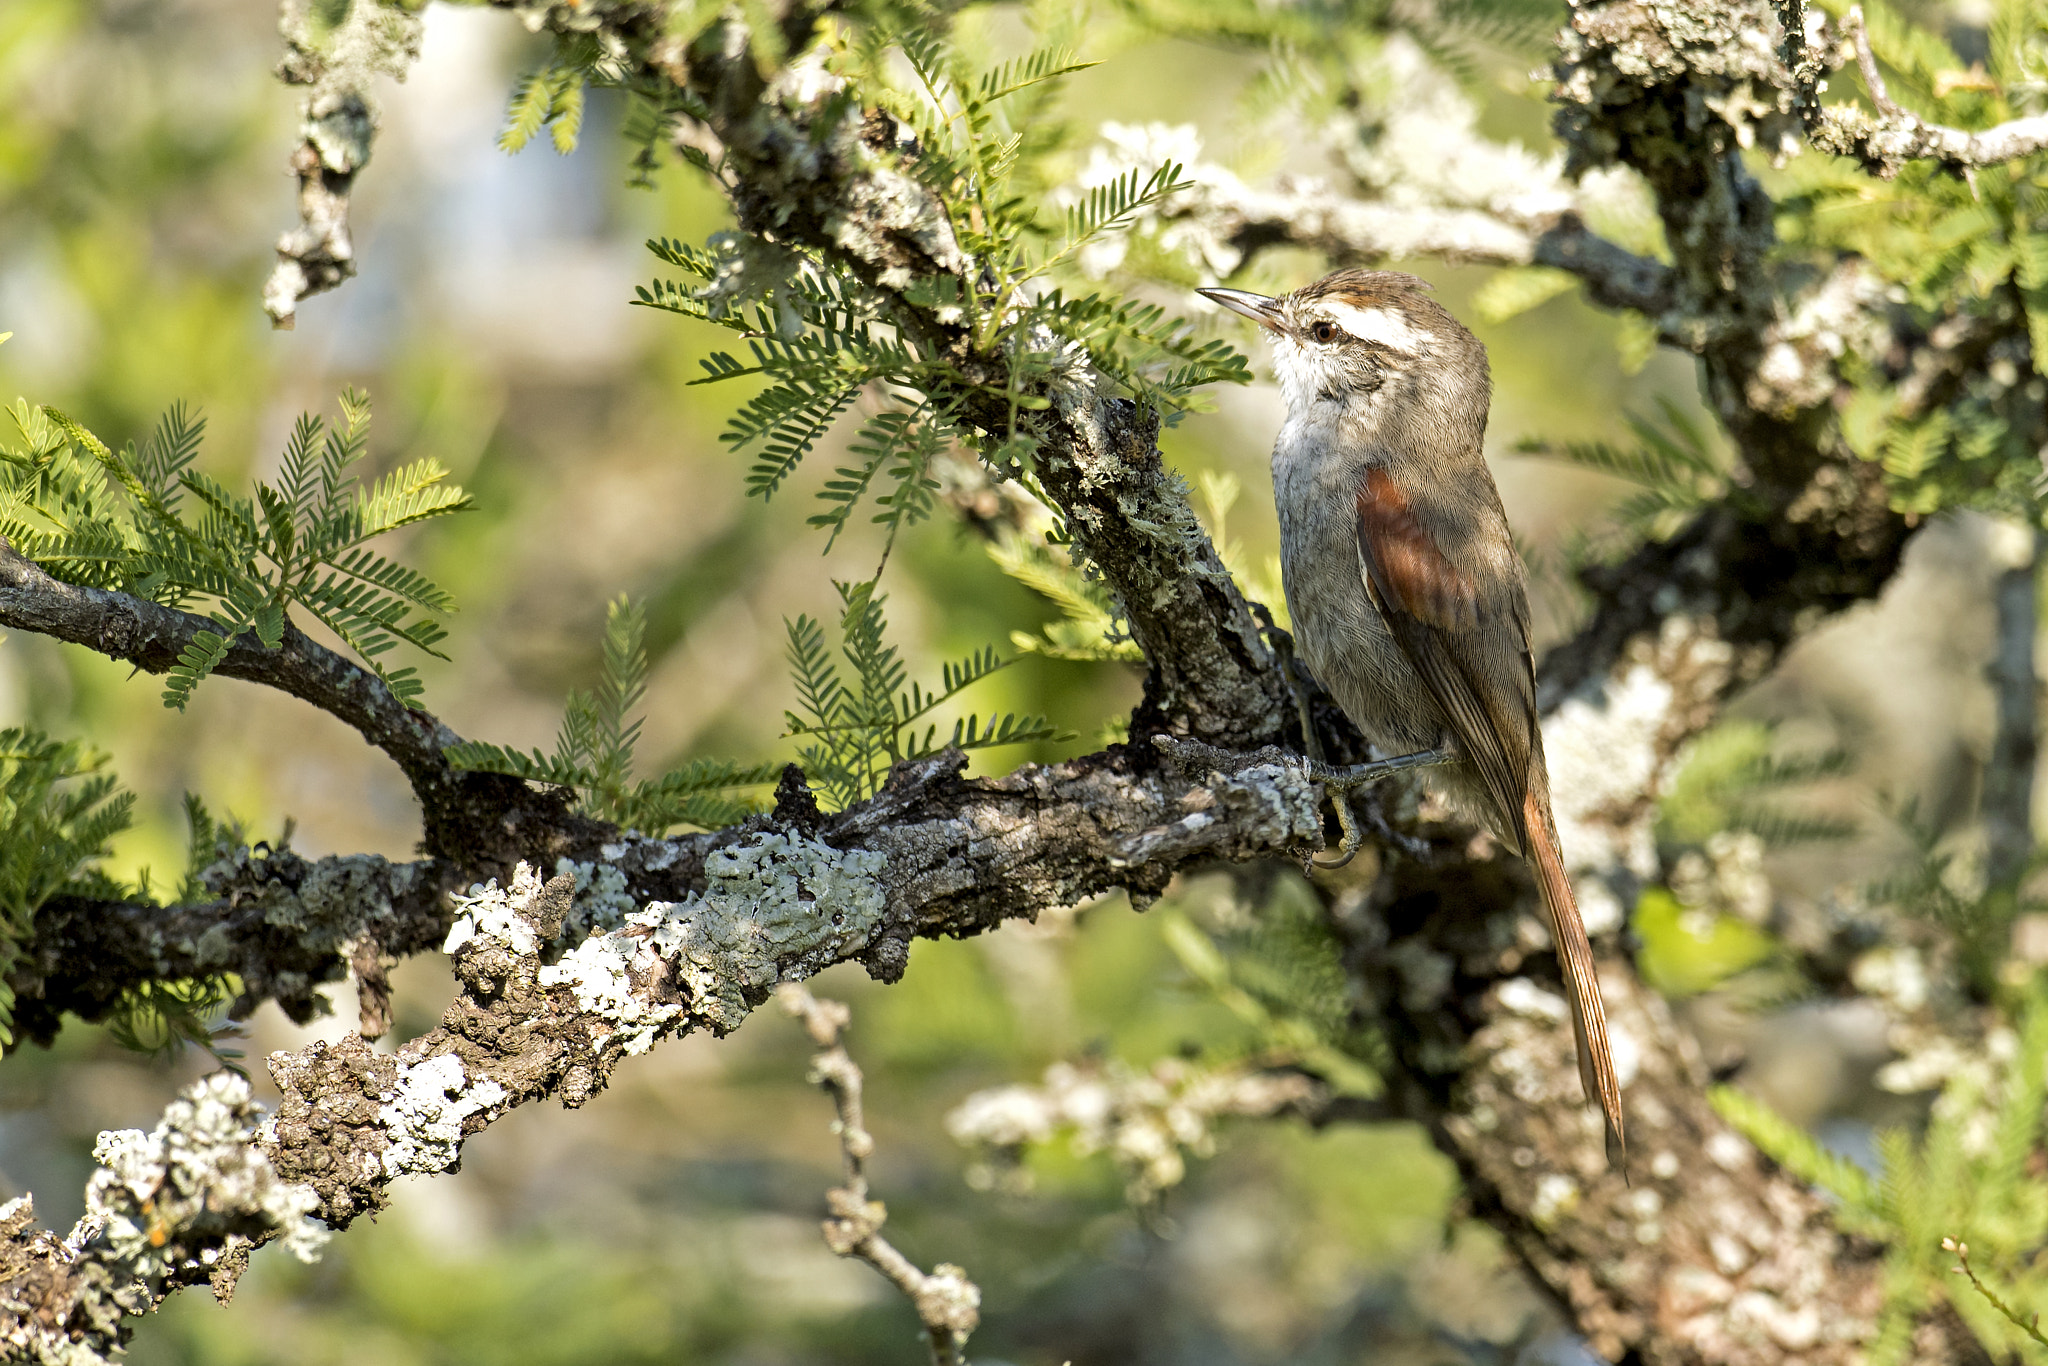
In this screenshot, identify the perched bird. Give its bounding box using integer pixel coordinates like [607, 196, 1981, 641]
[1200, 269, 1625, 1170]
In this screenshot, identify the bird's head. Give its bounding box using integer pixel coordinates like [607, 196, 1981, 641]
[1199, 270, 1486, 429]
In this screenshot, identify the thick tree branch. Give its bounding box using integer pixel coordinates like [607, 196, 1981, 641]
[0, 748, 1324, 1361]
[11, 854, 450, 1045]
[1183, 178, 1676, 320]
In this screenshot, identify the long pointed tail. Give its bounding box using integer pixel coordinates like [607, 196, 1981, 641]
[1522, 790, 1627, 1173]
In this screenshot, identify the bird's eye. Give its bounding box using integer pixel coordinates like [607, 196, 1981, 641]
[1310, 321, 1341, 344]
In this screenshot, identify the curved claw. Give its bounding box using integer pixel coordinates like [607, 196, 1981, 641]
[1310, 786, 1366, 871]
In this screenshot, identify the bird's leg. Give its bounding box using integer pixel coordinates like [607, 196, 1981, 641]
[1302, 748, 1453, 868]
[1149, 736, 1452, 868]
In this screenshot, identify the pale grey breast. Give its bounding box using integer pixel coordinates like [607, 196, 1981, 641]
[1270, 414, 1448, 757]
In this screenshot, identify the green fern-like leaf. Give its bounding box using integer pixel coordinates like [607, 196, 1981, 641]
[1046, 162, 1191, 269]
[449, 597, 774, 834]
[1709, 1085, 1884, 1227]
[990, 530, 1145, 663]
[1519, 400, 1726, 547]
[501, 65, 588, 155]
[131, 403, 204, 511]
[501, 68, 554, 153]
[781, 579, 1065, 808]
[0, 728, 136, 1047]
[19, 394, 467, 710]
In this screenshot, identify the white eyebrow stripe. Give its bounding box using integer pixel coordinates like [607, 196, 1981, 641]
[1317, 302, 1420, 353]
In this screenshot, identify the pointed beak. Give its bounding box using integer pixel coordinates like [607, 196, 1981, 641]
[1198, 287, 1284, 333]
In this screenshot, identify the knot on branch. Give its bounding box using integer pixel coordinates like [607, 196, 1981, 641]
[822, 1187, 888, 1254]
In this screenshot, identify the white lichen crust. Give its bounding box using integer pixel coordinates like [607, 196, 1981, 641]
[73, 1073, 329, 1276]
[6, 1073, 332, 1363]
[449, 833, 889, 1059]
[377, 1054, 509, 1178]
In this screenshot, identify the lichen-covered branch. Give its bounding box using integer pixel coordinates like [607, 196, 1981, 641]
[0, 749, 1328, 1360]
[1802, 4, 2048, 177]
[781, 986, 980, 1366]
[1112, 114, 1676, 318]
[264, 0, 424, 327]
[11, 848, 450, 1046]
[0, 1073, 332, 1362]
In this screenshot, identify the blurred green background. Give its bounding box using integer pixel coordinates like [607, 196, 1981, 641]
[0, 1, 2029, 1362]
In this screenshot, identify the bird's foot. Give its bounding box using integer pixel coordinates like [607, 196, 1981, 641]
[1149, 736, 1451, 869]
[1304, 749, 1452, 868]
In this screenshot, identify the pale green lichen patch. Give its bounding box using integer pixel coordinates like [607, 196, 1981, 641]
[376, 1053, 508, 1178]
[70, 1072, 329, 1291]
[281, 855, 422, 937]
[552, 857, 636, 939]
[465, 834, 888, 1054]
[637, 831, 886, 1034]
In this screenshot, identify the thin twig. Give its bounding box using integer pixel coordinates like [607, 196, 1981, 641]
[1808, 7, 2048, 175]
[1845, 7, 1904, 119]
[780, 985, 981, 1366]
[1944, 1237, 2048, 1348]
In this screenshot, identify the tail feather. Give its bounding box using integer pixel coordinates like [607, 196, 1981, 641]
[1522, 790, 1627, 1174]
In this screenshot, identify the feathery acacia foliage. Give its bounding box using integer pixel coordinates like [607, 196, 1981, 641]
[616, 15, 1251, 802]
[0, 728, 133, 1046]
[630, 18, 1248, 550]
[0, 392, 468, 708]
[448, 597, 782, 834]
[1159, 886, 1384, 1095]
[785, 581, 1062, 810]
[1516, 401, 1728, 555]
[990, 528, 1144, 663]
[501, 54, 587, 155]
[1717, 986, 2048, 1365]
[1773, 1, 2048, 519]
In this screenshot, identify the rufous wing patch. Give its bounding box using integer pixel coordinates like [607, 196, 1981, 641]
[1356, 466, 1480, 633]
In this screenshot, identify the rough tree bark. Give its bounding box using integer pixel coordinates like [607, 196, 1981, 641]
[0, 0, 2028, 1361]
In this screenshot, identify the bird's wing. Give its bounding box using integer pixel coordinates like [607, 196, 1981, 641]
[1354, 464, 1537, 849]
[1357, 464, 1628, 1170]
